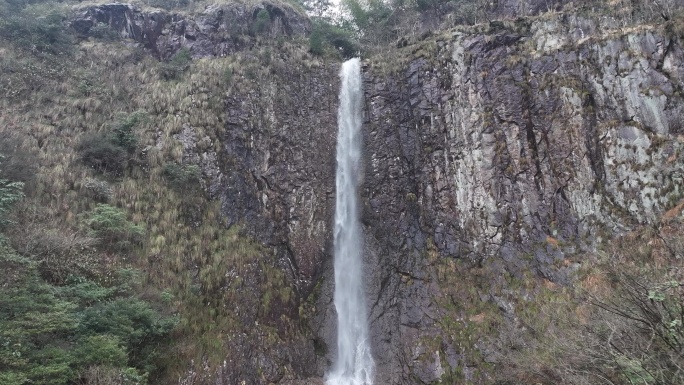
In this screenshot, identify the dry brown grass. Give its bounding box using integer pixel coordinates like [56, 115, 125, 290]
[0, 28, 316, 379]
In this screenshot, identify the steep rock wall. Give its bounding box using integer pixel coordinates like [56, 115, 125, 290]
[71, 1, 310, 59]
[193, 14, 684, 384]
[316, 16, 684, 384]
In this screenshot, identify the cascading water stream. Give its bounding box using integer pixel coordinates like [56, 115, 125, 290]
[327, 58, 375, 385]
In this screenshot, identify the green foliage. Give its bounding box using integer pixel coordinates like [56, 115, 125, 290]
[0, 2, 72, 55]
[300, 0, 332, 17]
[223, 66, 233, 83]
[340, 0, 397, 45]
[160, 49, 192, 80]
[162, 163, 201, 192]
[77, 112, 143, 174]
[145, 0, 190, 10]
[309, 26, 323, 54]
[0, 177, 23, 227]
[309, 19, 359, 58]
[73, 335, 127, 367]
[0, 134, 37, 184]
[77, 133, 128, 174]
[113, 111, 145, 151]
[61, 276, 119, 305]
[81, 204, 145, 250]
[0, 241, 175, 385]
[343, 0, 393, 30]
[254, 9, 271, 34]
[79, 298, 178, 372]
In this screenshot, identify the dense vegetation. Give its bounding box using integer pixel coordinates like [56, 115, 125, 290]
[1, 134, 176, 385]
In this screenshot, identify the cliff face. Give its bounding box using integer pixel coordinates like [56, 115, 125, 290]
[352, 16, 684, 384]
[71, 1, 310, 59]
[68, 3, 684, 384]
[190, 15, 684, 385]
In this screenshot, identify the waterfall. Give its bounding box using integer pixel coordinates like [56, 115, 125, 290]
[327, 58, 375, 385]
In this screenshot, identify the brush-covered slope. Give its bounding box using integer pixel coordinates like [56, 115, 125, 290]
[0, 0, 333, 384]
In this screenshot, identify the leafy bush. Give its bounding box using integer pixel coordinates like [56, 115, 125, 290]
[77, 112, 143, 174]
[162, 163, 201, 192]
[309, 19, 359, 58]
[0, 245, 175, 385]
[74, 335, 128, 367]
[79, 298, 177, 371]
[80, 204, 144, 250]
[340, 0, 397, 45]
[0, 133, 37, 184]
[160, 49, 192, 80]
[145, 0, 190, 10]
[0, 3, 72, 54]
[113, 111, 145, 152]
[19, 225, 98, 285]
[0, 178, 23, 227]
[253, 9, 271, 34]
[77, 133, 128, 174]
[223, 67, 233, 84]
[89, 22, 119, 41]
[343, 0, 392, 30]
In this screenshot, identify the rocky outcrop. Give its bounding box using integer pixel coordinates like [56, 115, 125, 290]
[172, 12, 684, 384]
[219, 63, 339, 295]
[352, 15, 684, 384]
[70, 1, 311, 59]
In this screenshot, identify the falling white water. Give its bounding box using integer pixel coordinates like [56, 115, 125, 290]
[327, 58, 375, 385]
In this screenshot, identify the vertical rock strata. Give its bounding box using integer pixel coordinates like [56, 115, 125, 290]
[354, 16, 684, 384]
[210, 16, 684, 384]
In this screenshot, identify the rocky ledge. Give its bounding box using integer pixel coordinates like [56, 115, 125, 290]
[70, 1, 311, 59]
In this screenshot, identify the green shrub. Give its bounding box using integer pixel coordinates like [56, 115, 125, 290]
[77, 133, 128, 174]
[0, 4, 72, 54]
[160, 49, 192, 80]
[0, 178, 24, 227]
[309, 27, 324, 55]
[74, 335, 127, 367]
[80, 204, 144, 250]
[162, 163, 201, 191]
[0, 244, 174, 385]
[254, 9, 271, 34]
[145, 0, 190, 10]
[77, 112, 143, 174]
[79, 297, 178, 373]
[113, 111, 145, 151]
[0, 133, 37, 184]
[309, 19, 358, 58]
[223, 67, 233, 84]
